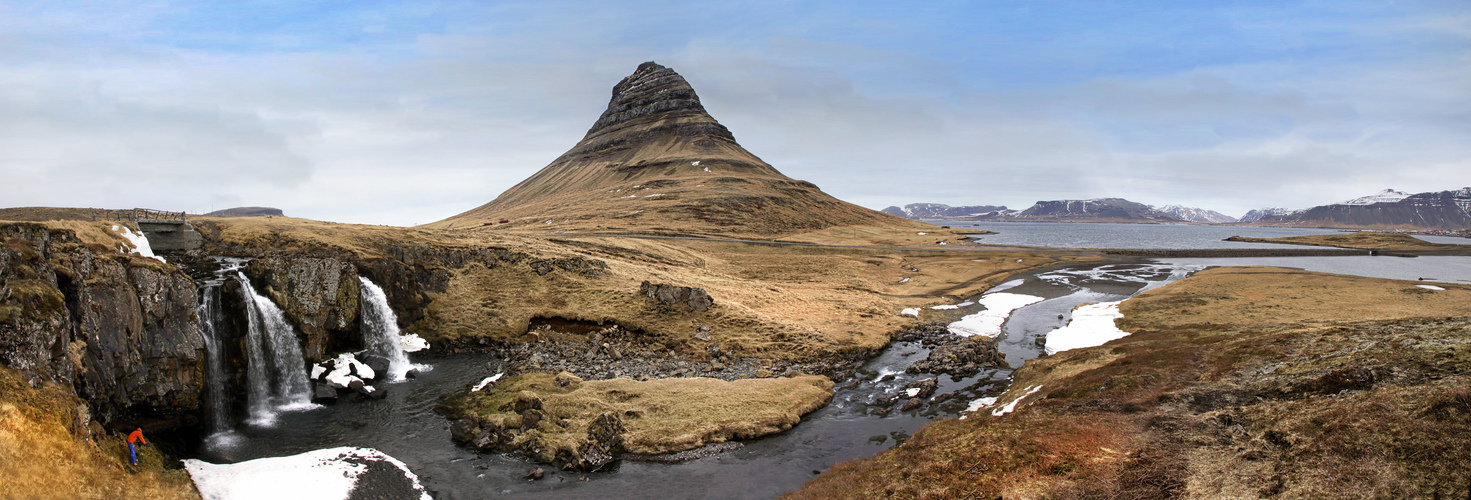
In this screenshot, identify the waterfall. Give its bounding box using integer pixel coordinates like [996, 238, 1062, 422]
[358, 277, 413, 381]
[197, 285, 232, 435]
[235, 271, 314, 426]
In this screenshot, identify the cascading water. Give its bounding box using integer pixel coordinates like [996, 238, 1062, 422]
[197, 284, 232, 436]
[235, 271, 314, 426]
[358, 276, 414, 381]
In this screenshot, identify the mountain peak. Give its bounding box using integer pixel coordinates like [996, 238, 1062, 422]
[582, 62, 724, 140]
[431, 62, 921, 238]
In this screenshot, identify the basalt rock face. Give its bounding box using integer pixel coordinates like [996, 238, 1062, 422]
[433, 62, 921, 238]
[242, 256, 362, 361]
[0, 223, 204, 426]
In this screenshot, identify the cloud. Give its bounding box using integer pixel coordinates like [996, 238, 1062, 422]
[0, 1, 1466, 224]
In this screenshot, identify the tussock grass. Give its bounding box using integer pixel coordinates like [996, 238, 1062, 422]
[443, 372, 834, 463]
[0, 368, 198, 500]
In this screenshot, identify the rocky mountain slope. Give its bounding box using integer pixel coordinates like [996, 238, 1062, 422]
[431, 62, 927, 239]
[1254, 187, 1471, 229]
[880, 203, 1008, 220]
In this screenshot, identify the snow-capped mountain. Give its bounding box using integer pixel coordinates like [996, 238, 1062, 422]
[1252, 187, 1471, 229]
[1155, 205, 1237, 223]
[1339, 189, 1410, 206]
[1239, 207, 1304, 223]
[880, 203, 1008, 220]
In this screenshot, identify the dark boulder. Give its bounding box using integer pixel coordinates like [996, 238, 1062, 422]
[639, 281, 714, 312]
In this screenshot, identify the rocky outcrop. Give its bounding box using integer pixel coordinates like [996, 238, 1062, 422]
[639, 281, 713, 312]
[906, 336, 1009, 378]
[0, 223, 204, 425]
[243, 256, 361, 361]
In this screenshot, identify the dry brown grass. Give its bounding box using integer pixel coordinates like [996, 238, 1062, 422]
[0, 368, 198, 500]
[197, 216, 1068, 360]
[789, 267, 1471, 499]
[442, 372, 834, 462]
[1118, 266, 1470, 330]
[1226, 232, 1460, 250]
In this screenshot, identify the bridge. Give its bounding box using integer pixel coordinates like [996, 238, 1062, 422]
[92, 208, 188, 224]
[93, 208, 202, 251]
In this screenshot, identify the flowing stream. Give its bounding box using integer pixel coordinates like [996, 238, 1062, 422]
[189, 260, 1204, 498]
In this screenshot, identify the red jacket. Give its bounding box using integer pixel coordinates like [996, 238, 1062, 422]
[127, 428, 146, 445]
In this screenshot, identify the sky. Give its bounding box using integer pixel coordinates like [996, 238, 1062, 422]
[1, 0, 1467, 225]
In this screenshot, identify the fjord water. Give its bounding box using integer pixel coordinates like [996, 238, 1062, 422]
[953, 221, 1344, 248]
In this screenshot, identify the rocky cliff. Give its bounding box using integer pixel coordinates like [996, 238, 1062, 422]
[0, 222, 204, 427]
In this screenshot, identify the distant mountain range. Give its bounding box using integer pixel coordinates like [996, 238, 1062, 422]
[1156, 205, 1238, 224]
[205, 207, 284, 217]
[882, 198, 1204, 223]
[1248, 188, 1471, 229]
[881, 203, 1007, 219]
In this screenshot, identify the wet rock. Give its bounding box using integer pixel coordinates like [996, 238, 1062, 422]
[579, 412, 625, 470]
[907, 336, 1008, 378]
[524, 468, 545, 480]
[359, 354, 391, 380]
[900, 398, 922, 411]
[312, 381, 338, 404]
[405, 368, 419, 379]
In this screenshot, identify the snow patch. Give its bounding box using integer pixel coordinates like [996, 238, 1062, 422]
[904, 388, 921, 398]
[111, 225, 165, 262]
[898, 277, 910, 283]
[1044, 301, 1130, 355]
[900, 308, 920, 318]
[929, 304, 959, 310]
[965, 397, 997, 414]
[472, 373, 503, 392]
[1417, 284, 1445, 291]
[992, 385, 1044, 416]
[691, 161, 700, 166]
[400, 333, 429, 352]
[184, 447, 431, 500]
[947, 293, 1043, 337]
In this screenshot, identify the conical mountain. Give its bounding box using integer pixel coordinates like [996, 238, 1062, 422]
[432, 62, 927, 239]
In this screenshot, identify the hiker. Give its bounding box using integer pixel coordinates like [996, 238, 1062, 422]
[127, 428, 146, 465]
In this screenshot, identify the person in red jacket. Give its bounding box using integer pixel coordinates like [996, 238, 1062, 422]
[127, 428, 146, 465]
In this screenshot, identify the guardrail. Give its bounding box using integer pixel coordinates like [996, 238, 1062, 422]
[93, 208, 187, 224]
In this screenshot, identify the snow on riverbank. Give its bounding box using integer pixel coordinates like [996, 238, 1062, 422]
[1044, 301, 1130, 355]
[184, 447, 431, 500]
[947, 293, 1044, 337]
